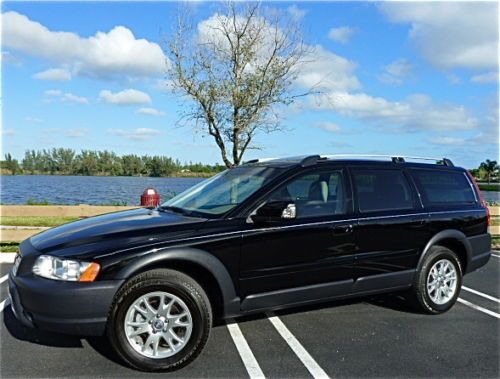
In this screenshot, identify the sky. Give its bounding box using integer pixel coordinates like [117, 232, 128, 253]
[1, 1, 499, 168]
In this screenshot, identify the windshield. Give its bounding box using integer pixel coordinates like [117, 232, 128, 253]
[161, 166, 283, 217]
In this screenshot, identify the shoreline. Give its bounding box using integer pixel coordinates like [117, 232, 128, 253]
[1, 172, 216, 178]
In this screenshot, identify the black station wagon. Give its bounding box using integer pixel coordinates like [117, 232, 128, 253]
[8, 155, 492, 371]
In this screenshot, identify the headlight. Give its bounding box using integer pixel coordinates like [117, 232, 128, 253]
[32, 255, 100, 282]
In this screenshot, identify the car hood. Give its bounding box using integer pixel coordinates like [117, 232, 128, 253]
[29, 207, 207, 257]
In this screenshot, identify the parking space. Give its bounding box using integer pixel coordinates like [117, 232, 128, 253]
[0, 253, 498, 378]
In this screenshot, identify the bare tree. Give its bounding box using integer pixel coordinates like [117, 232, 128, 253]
[166, 2, 308, 167]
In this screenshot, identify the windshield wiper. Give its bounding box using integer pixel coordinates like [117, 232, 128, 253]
[158, 205, 192, 216]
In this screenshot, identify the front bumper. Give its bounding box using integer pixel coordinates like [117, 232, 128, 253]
[8, 272, 123, 336]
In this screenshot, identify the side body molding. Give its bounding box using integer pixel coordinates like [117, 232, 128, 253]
[115, 248, 241, 317]
[418, 229, 472, 271]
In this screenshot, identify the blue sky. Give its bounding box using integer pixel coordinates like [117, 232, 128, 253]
[1, 1, 498, 168]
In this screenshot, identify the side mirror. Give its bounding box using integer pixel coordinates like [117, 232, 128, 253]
[250, 201, 296, 225]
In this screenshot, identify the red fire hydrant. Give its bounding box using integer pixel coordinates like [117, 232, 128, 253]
[140, 187, 161, 207]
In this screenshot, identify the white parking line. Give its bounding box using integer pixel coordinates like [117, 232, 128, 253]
[0, 298, 10, 313]
[267, 312, 329, 379]
[457, 298, 500, 319]
[0, 274, 8, 285]
[226, 319, 265, 379]
[491, 254, 500, 259]
[462, 286, 500, 304]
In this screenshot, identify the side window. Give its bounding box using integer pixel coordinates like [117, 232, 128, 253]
[268, 170, 346, 218]
[353, 169, 413, 212]
[410, 169, 476, 206]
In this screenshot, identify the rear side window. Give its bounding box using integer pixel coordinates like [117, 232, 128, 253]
[410, 169, 476, 206]
[352, 169, 413, 212]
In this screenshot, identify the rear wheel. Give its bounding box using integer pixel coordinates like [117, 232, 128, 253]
[107, 269, 212, 371]
[409, 246, 462, 314]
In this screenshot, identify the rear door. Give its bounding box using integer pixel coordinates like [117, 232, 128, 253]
[350, 167, 429, 292]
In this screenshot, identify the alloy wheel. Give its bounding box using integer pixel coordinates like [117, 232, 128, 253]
[426, 259, 458, 305]
[124, 291, 193, 359]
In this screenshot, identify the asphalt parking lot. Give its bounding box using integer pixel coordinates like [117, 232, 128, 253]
[1, 253, 499, 378]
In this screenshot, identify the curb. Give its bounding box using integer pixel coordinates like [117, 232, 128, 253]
[1, 226, 50, 230]
[0, 253, 16, 263]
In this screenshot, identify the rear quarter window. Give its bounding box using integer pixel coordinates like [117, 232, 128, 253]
[410, 169, 476, 206]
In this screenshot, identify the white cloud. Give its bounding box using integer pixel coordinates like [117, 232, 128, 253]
[99, 89, 151, 105]
[379, 2, 498, 69]
[2, 129, 15, 136]
[45, 89, 62, 96]
[33, 68, 71, 81]
[107, 128, 162, 141]
[1, 51, 22, 66]
[316, 122, 342, 133]
[42, 128, 90, 138]
[25, 116, 43, 123]
[136, 107, 165, 116]
[287, 5, 307, 21]
[2, 11, 167, 79]
[378, 59, 412, 85]
[328, 26, 356, 44]
[428, 136, 466, 146]
[197, 13, 359, 93]
[296, 45, 360, 91]
[62, 93, 88, 104]
[446, 74, 462, 85]
[44, 89, 88, 104]
[471, 103, 499, 145]
[64, 128, 89, 138]
[470, 71, 499, 84]
[154, 79, 175, 92]
[311, 92, 479, 132]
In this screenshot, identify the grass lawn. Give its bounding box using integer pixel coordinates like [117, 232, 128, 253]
[492, 217, 500, 226]
[0, 242, 20, 252]
[0, 216, 79, 227]
[479, 184, 500, 192]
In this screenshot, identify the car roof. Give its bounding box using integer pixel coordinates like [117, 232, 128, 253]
[242, 155, 463, 170]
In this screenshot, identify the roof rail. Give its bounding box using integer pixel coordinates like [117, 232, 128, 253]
[300, 155, 321, 167]
[320, 154, 454, 167]
[243, 158, 277, 164]
[243, 155, 321, 167]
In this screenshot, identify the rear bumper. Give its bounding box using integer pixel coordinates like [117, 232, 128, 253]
[466, 233, 491, 273]
[8, 272, 123, 336]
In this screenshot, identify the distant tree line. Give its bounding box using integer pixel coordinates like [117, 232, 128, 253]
[470, 159, 499, 184]
[1, 149, 225, 177]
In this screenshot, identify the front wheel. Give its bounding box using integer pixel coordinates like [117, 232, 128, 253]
[107, 269, 212, 371]
[409, 246, 462, 314]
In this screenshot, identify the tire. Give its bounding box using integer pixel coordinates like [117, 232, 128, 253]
[107, 269, 212, 372]
[409, 245, 462, 314]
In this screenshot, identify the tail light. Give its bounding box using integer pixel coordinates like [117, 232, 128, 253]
[467, 171, 491, 226]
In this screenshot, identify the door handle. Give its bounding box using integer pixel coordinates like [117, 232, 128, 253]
[332, 224, 353, 235]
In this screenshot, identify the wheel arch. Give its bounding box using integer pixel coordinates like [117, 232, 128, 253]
[115, 248, 241, 319]
[418, 229, 472, 273]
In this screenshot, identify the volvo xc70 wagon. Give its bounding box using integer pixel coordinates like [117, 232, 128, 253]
[8, 155, 491, 371]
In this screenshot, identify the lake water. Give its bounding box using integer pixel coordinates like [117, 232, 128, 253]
[1, 175, 498, 205]
[0, 175, 204, 205]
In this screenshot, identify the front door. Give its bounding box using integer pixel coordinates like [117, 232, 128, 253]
[239, 166, 356, 310]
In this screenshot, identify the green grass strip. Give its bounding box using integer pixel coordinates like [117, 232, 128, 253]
[0, 216, 79, 227]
